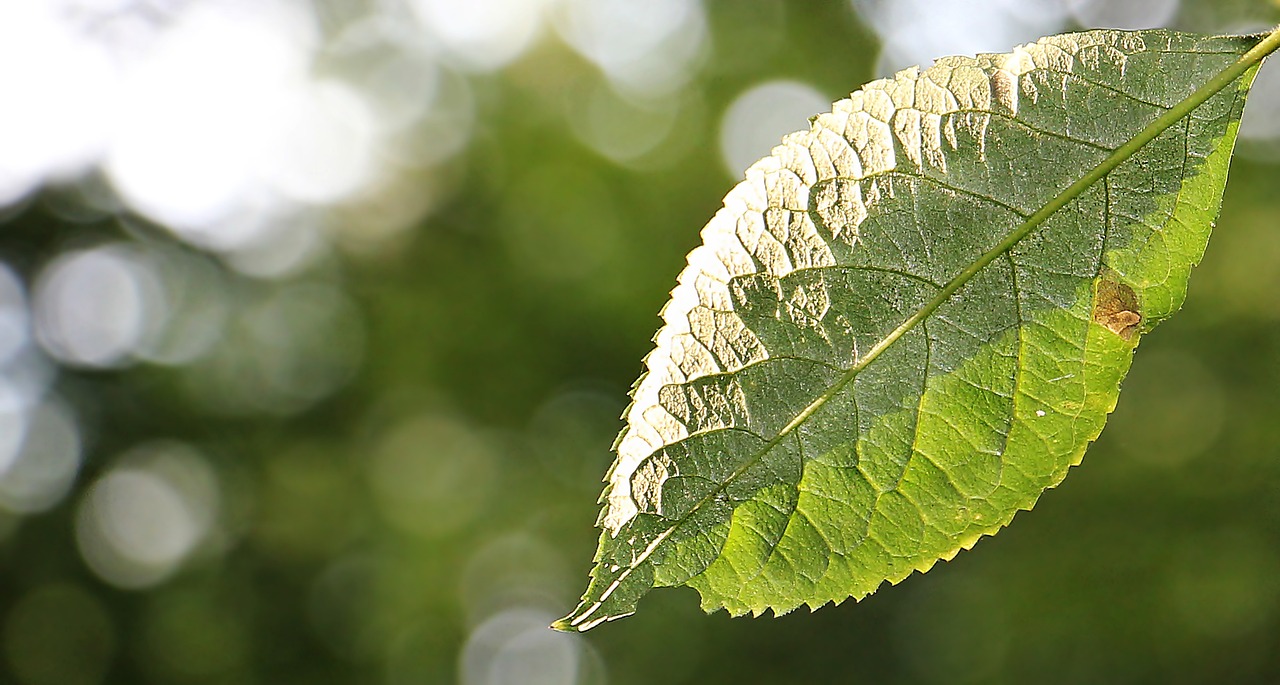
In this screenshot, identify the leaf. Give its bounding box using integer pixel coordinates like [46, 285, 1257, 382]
[556, 29, 1268, 632]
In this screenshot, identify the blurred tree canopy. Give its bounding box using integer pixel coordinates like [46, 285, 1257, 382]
[2, 1, 1280, 684]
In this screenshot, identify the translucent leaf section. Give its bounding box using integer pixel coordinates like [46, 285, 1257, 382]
[557, 29, 1260, 632]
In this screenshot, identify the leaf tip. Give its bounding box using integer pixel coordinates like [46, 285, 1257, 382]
[549, 617, 578, 633]
[551, 601, 631, 633]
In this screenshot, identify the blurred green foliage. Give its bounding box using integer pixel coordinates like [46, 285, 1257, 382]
[4, 2, 1280, 684]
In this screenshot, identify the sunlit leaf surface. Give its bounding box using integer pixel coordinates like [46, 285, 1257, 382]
[558, 29, 1261, 631]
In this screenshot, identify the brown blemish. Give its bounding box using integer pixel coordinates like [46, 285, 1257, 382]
[1092, 277, 1142, 340]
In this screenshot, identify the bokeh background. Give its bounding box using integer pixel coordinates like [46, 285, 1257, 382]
[3, 0, 1280, 683]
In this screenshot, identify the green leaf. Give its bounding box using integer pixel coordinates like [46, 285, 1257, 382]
[556, 29, 1271, 632]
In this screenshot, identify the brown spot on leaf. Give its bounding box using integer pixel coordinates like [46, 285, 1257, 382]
[1093, 277, 1141, 340]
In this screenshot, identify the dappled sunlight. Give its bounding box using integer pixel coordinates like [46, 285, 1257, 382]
[461, 608, 606, 685]
[852, 0, 1070, 75]
[0, 4, 115, 205]
[568, 83, 684, 166]
[718, 80, 831, 178]
[409, 0, 556, 72]
[553, 0, 708, 99]
[33, 244, 164, 368]
[75, 442, 220, 589]
[103, 2, 325, 237]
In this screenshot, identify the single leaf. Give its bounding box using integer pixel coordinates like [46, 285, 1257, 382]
[556, 28, 1272, 632]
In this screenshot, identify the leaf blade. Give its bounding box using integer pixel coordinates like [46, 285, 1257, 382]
[557, 29, 1267, 632]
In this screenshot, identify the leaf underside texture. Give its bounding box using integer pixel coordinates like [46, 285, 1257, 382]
[558, 29, 1261, 632]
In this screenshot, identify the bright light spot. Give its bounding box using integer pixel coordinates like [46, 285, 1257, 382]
[167, 199, 287, 255]
[328, 18, 443, 132]
[719, 80, 831, 177]
[999, 0, 1074, 24]
[261, 80, 377, 205]
[0, 400, 82, 514]
[554, 0, 708, 98]
[0, 350, 56, 418]
[223, 213, 329, 280]
[0, 3, 116, 206]
[367, 414, 498, 538]
[104, 2, 319, 234]
[34, 242, 226, 368]
[2, 0, 464, 259]
[1066, 0, 1180, 30]
[570, 84, 680, 165]
[410, 0, 551, 72]
[96, 472, 197, 564]
[387, 67, 477, 168]
[33, 244, 166, 368]
[76, 442, 219, 589]
[852, 0, 1070, 75]
[62, 0, 135, 11]
[460, 608, 605, 685]
[0, 263, 30, 368]
[101, 0, 377, 247]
